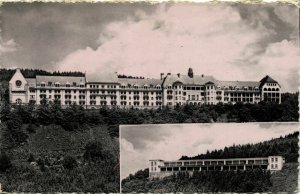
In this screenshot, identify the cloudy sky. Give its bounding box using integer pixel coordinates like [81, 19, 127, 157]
[120, 122, 298, 179]
[0, 3, 298, 92]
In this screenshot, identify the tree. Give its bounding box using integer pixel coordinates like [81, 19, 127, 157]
[83, 141, 105, 161]
[0, 152, 12, 172]
[62, 155, 77, 170]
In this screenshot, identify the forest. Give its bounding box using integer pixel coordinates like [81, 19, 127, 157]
[180, 131, 299, 163]
[122, 131, 299, 193]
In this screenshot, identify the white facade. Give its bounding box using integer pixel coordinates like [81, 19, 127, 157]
[8, 68, 281, 107]
[149, 156, 285, 179]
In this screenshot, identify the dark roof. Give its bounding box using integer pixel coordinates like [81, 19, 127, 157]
[260, 75, 278, 84]
[216, 81, 260, 88]
[163, 74, 217, 86]
[118, 78, 162, 87]
[36, 75, 85, 85]
[87, 73, 119, 83]
[259, 75, 278, 88]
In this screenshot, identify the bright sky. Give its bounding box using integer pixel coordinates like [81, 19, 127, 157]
[1, 3, 298, 92]
[120, 122, 298, 179]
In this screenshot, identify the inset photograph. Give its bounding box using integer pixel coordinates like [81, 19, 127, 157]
[120, 123, 298, 193]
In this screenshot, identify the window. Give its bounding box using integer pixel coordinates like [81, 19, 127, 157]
[15, 80, 22, 87]
[16, 98, 22, 104]
[55, 82, 60, 87]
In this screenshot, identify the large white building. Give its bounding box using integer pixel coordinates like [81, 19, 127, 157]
[9, 68, 281, 108]
[149, 156, 285, 179]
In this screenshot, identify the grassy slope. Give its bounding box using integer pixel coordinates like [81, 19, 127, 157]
[10, 124, 117, 160]
[269, 163, 298, 193]
[0, 124, 119, 192]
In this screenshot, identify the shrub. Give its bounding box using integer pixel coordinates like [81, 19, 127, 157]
[27, 153, 35, 163]
[83, 141, 104, 161]
[62, 155, 77, 170]
[0, 152, 12, 172]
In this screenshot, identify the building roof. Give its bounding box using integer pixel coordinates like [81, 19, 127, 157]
[260, 75, 278, 84]
[87, 73, 119, 83]
[118, 78, 163, 87]
[25, 78, 36, 86]
[163, 74, 217, 86]
[36, 75, 86, 85]
[259, 75, 279, 88]
[216, 81, 260, 88]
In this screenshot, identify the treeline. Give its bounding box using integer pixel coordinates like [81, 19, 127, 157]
[0, 68, 84, 81]
[122, 168, 272, 192]
[0, 93, 298, 144]
[180, 131, 298, 163]
[117, 74, 145, 79]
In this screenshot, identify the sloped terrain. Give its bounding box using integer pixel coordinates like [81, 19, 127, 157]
[0, 124, 119, 192]
[270, 163, 298, 193]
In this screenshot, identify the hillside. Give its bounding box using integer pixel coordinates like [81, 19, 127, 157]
[122, 131, 299, 193]
[0, 124, 119, 192]
[269, 163, 298, 193]
[180, 131, 299, 163]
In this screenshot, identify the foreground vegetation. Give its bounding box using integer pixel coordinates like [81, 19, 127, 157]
[122, 132, 299, 193]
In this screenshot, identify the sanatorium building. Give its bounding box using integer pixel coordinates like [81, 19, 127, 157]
[9, 68, 281, 108]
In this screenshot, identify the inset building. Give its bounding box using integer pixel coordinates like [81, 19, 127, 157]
[149, 156, 284, 179]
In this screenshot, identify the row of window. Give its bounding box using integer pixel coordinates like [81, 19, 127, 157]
[89, 84, 117, 89]
[40, 82, 84, 88]
[263, 88, 280, 91]
[120, 85, 161, 89]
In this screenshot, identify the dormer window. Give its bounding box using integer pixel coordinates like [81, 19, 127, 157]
[134, 85, 139, 89]
[41, 82, 46, 87]
[55, 82, 60, 87]
[66, 83, 71, 87]
[48, 81, 52, 86]
[156, 85, 161, 89]
[144, 85, 148, 89]
[80, 83, 84, 88]
[73, 82, 77, 87]
[167, 85, 172, 89]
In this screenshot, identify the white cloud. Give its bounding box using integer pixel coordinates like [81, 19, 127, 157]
[0, 38, 17, 56]
[252, 40, 299, 92]
[58, 4, 298, 92]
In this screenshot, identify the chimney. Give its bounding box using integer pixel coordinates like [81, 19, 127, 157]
[201, 74, 204, 78]
[160, 73, 164, 80]
[188, 68, 193, 78]
[177, 73, 180, 78]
